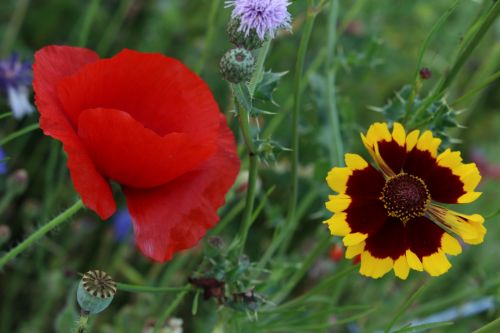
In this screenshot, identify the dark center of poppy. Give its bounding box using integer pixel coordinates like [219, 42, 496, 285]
[380, 173, 430, 223]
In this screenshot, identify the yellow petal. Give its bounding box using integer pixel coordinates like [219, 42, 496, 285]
[393, 255, 410, 280]
[346, 241, 365, 259]
[326, 167, 352, 193]
[324, 212, 351, 236]
[422, 251, 451, 277]
[416, 130, 441, 157]
[359, 251, 393, 279]
[392, 122, 406, 146]
[343, 232, 368, 246]
[405, 250, 423, 271]
[345, 153, 368, 170]
[441, 233, 462, 256]
[365, 122, 392, 146]
[431, 208, 486, 245]
[406, 130, 420, 152]
[326, 194, 351, 213]
[457, 192, 482, 203]
[437, 149, 462, 169]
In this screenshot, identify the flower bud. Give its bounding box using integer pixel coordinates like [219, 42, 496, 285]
[219, 48, 255, 83]
[6, 169, 29, 195]
[77, 270, 117, 314]
[227, 19, 264, 50]
[419, 67, 432, 80]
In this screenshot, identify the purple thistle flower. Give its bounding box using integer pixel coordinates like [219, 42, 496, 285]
[0, 53, 34, 119]
[225, 0, 292, 40]
[112, 208, 134, 243]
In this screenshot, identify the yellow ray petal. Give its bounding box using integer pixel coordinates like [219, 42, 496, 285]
[393, 255, 410, 280]
[429, 206, 486, 245]
[326, 194, 351, 213]
[359, 251, 393, 279]
[346, 241, 365, 259]
[392, 122, 406, 146]
[343, 232, 368, 246]
[326, 167, 352, 193]
[345, 153, 368, 170]
[457, 191, 482, 203]
[441, 233, 462, 256]
[365, 122, 392, 146]
[324, 212, 351, 236]
[405, 249, 423, 271]
[406, 130, 420, 152]
[416, 130, 441, 157]
[422, 251, 451, 277]
[437, 149, 462, 169]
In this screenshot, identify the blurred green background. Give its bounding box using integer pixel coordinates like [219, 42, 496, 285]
[0, 0, 498, 332]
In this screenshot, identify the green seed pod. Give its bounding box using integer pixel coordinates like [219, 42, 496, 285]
[77, 270, 117, 314]
[220, 48, 255, 84]
[227, 19, 264, 50]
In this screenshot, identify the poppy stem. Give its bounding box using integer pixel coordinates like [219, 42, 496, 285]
[116, 282, 189, 293]
[0, 199, 84, 270]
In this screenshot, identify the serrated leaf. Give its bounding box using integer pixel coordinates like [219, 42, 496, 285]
[254, 70, 288, 106]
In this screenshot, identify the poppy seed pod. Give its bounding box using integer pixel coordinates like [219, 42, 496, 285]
[77, 270, 117, 314]
[227, 19, 264, 50]
[219, 48, 255, 83]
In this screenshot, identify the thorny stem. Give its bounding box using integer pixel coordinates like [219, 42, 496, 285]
[0, 199, 84, 270]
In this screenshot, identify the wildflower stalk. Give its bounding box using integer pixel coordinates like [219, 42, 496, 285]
[195, 0, 223, 74]
[152, 285, 190, 333]
[0, 199, 84, 269]
[472, 317, 500, 333]
[409, 1, 500, 128]
[0, 0, 30, 56]
[325, 0, 343, 166]
[281, 0, 317, 253]
[0, 123, 39, 146]
[116, 282, 188, 293]
[96, 0, 134, 55]
[78, 0, 101, 47]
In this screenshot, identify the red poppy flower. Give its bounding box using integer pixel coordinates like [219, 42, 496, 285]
[33, 46, 240, 262]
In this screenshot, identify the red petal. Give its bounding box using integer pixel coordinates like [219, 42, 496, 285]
[365, 217, 407, 259]
[56, 49, 220, 143]
[345, 164, 385, 198]
[345, 198, 387, 236]
[78, 108, 216, 189]
[407, 216, 444, 258]
[122, 117, 240, 262]
[33, 46, 116, 218]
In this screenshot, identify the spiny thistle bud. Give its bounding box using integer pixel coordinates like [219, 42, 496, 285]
[219, 48, 255, 83]
[77, 270, 117, 314]
[227, 19, 264, 50]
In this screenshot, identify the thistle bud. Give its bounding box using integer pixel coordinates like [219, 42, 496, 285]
[77, 270, 116, 314]
[219, 48, 255, 84]
[6, 169, 29, 195]
[227, 19, 264, 50]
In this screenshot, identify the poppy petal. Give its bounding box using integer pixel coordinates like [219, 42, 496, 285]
[56, 49, 220, 144]
[33, 46, 116, 218]
[122, 117, 239, 262]
[77, 108, 216, 189]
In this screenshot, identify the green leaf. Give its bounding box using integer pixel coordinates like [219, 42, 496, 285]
[392, 321, 454, 333]
[254, 70, 288, 106]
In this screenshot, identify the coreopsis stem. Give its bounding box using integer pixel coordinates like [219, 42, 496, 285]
[0, 199, 84, 269]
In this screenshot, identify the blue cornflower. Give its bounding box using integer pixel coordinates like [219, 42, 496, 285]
[0, 148, 7, 175]
[0, 53, 34, 119]
[112, 208, 134, 243]
[225, 0, 292, 40]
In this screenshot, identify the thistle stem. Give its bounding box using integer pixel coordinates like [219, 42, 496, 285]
[0, 199, 84, 270]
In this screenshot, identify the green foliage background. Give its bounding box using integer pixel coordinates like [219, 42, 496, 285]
[0, 0, 498, 332]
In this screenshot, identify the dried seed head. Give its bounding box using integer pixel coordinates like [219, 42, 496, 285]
[77, 270, 116, 314]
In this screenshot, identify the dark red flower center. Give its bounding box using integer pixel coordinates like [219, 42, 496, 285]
[380, 173, 430, 223]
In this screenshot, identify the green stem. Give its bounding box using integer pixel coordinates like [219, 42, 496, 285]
[153, 286, 190, 333]
[235, 153, 257, 254]
[248, 40, 272, 96]
[1, 0, 30, 56]
[0, 199, 84, 270]
[325, 0, 343, 166]
[283, 1, 317, 251]
[472, 317, 500, 333]
[409, 1, 500, 127]
[96, 0, 134, 55]
[195, 0, 222, 74]
[78, 0, 101, 47]
[117, 283, 188, 293]
[0, 123, 39, 146]
[451, 69, 500, 107]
